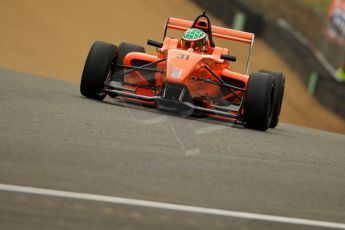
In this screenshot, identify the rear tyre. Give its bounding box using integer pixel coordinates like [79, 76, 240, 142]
[244, 72, 274, 131]
[114, 42, 146, 81]
[109, 42, 146, 98]
[80, 41, 117, 100]
[260, 70, 285, 128]
[191, 100, 208, 118]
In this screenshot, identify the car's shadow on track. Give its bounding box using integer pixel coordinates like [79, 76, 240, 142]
[89, 95, 245, 130]
[78, 95, 281, 135]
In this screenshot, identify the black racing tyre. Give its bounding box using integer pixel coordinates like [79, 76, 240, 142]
[191, 99, 208, 118]
[114, 42, 145, 81]
[80, 41, 117, 100]
[260, 70, 285, 128]
[111, 42, 147, 99]
[244, 72, 274, 131]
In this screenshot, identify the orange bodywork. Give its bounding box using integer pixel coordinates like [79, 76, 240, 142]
[117, 16, 255, 119]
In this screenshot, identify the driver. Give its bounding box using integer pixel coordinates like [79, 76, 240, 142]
[181, 28, 209, 53]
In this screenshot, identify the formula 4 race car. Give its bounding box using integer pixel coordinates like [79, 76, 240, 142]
[80, 12, 285, 131]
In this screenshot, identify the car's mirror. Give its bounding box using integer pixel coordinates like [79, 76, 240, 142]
[220, 54, 237, 62]
[147, 39, 163, 48]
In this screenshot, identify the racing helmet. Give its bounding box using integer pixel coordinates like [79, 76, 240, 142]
[181, 28, 208, 52]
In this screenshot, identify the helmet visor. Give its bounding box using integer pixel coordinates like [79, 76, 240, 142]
[181, 38, 207, 50]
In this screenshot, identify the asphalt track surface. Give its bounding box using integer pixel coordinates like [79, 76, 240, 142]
[0, 68, 345, 230]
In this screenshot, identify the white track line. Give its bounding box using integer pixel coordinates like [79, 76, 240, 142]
[0, 183, 344, 229]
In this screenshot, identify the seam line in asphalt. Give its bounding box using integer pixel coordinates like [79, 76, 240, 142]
[0, 183, 344, 229]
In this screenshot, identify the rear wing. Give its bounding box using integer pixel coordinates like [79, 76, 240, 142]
[163, 17, 255, 74]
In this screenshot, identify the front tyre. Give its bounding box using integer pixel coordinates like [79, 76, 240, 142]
[244, 72, 274, 131]
[80, 41, 117, 100]
[260, 70, 285, 128]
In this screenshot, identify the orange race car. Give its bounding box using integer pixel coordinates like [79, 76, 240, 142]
[80, 12, 285, 131]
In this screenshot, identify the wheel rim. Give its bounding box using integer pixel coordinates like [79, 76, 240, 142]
[277, 85, 285, 120]
[268, 83, 274, 120]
